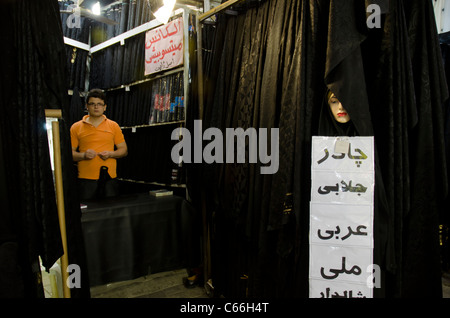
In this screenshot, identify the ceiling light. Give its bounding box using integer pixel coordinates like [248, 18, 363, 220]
[154, 0, 176, 24]
[92, 1, 101, 15]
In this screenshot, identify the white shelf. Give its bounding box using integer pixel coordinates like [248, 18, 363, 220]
[90, 8, 184, 53]
[63, 37, 90, 51]
[106, 66, 184, 92]
[63, 8, 184, 54]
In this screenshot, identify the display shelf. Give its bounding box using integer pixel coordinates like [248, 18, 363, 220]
[63, 37, 90, 51]
[106, 66, 184, 92]
[120, 120, 184, 130]
[117, 178, 186, 188]
[199, 0, 244, 21]
[90, 8, 184, 53]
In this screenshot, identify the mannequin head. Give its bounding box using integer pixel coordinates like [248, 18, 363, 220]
[327, 91, 350, 124]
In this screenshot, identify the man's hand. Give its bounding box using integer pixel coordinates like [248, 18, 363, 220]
[84, 149, 97, 160]
[97, 142, 128, 161]
[72, 148, 96, 162]
[98, 151, 113, 160]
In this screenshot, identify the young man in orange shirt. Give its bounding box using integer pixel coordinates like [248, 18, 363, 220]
[70, 89, 128, 201]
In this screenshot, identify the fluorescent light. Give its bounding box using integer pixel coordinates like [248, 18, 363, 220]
[92, 2, 101, 15]
[154, 0, 176, 24]
[164, 0, 176, 7]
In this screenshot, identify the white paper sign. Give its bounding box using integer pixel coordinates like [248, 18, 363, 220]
[309, 136, 375, 298]
[145, 17, 184, 75]
[312, 137, 374, 172]
[309, 278, 373, 298]
[311, 170, 374, 204]
[309, 244, 373, 284]
[310, 202, 373, 247]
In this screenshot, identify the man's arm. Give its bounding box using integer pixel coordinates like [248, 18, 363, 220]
[72, 147, 97, 162]
[112, 141, 128, 158]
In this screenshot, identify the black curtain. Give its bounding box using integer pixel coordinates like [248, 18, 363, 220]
[0, 0, 90, 298]
[439, 38, 450, 273]
[199, 0, 448, 298]
[362, 0, 448, 298]
[60, 1, 90, 91]
[117, 124, 179, 184]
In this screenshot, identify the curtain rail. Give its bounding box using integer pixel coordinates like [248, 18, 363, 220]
[199, 0, 245, 22]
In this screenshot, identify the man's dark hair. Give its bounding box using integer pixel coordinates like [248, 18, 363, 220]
[86, 88, 106, 104]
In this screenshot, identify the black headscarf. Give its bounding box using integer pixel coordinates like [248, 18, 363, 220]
[318, 89, 357, 136]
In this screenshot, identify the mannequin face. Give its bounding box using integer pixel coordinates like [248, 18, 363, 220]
[328, 93, 350, 123]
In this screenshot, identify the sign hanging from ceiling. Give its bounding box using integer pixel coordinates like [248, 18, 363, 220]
[145, 17, 184, 75]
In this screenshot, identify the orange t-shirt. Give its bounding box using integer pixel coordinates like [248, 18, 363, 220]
[70, 115, 125, 180]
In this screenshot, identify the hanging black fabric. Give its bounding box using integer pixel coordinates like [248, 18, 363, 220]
[0, 0, 64, 297]
[59, 1, 90, 44]
[199, 0, 448, 298]
[0, 0, 91, 298]
[60, 1, 90, 91]
[67, 87, 86, 127]
[117, 125, 178, 184]
[89, 0, 157, 90]
[356, 0, 448, 298]
[267, 0, 325, 297]
[396, 0, 448, 297]
[439, 41, 450, 272]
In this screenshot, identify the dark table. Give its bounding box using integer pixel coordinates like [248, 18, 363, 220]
[81, 193, 200, 287]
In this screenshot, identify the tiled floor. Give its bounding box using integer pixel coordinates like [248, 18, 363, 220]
[89, 268, 208, 298]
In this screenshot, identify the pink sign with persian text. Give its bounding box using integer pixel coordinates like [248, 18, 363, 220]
[145, 17, 184, 75]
